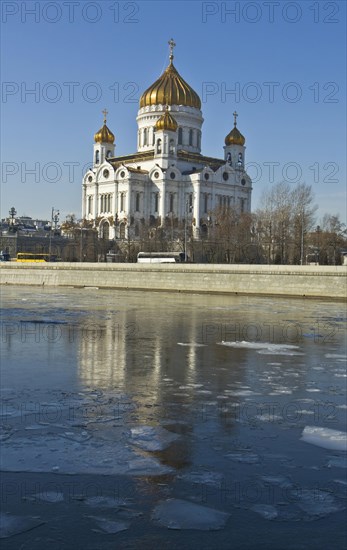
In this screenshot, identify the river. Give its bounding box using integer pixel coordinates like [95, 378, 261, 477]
[1, 286, 346, 549]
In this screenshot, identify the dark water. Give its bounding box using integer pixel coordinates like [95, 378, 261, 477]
[1, 287, 346, 549]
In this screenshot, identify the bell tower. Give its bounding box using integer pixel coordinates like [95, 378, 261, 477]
[224, 111, 246, 168]
[93, 109, 115, 167]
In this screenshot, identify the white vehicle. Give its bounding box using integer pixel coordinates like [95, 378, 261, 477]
[137, 252, 186, 263]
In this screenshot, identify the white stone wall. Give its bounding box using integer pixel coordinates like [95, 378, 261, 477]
[1, 264, 346, 300]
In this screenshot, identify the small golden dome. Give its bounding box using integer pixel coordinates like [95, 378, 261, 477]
[225, 111, 245, 146]
[140, 41, 201, 109]
[155, 106, 178, 132]
[94, 109, 115, 144]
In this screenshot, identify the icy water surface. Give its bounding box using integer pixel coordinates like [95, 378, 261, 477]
[0, 287, 346, 549]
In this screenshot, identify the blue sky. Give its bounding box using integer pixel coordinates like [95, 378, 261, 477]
[1, 0, 346, 223]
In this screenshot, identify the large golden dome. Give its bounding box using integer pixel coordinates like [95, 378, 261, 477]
[140, 42, 201, 109]
[155, 106, 178, 132]
[225, 111, 245, 146]
[94, 109, 115, 144]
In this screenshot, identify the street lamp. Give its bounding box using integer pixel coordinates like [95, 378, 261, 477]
[49, 207, 59, 260]
[316, 225, 321, 265]
[300, 208, 305, 266]
[9, 207, 17, 225]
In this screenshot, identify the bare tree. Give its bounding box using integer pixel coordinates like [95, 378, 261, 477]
[318, 214, 347, 265]
[256, 182, 317, 264]
[291, 184, 317, 264]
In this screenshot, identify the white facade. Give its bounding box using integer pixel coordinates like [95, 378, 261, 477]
[82, 49, 252, 240]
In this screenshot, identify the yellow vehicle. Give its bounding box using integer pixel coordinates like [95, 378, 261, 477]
[16, 253, 57, 262]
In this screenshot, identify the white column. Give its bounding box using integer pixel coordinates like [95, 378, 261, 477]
[193, 183, 201, 236]
[82, 184, 87, 219]
[93, 184, 98, 221]
[160, 182, 166, 225]
[113, 182, 118, 214]
[126, 188, 131, 218]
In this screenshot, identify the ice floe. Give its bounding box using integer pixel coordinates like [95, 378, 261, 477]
[0, 434, 173, 476]
[219, 341, 303, 355]
[301, 426, 347, 451]
[29, 492, 64, 503]
[291, 489, 345, 517]
[260, 475, 293, 488]
[177, 471, 224, 486]
[151, 499, 229, 530]
[84, 496, 129, 508]
[88, 515, 129, 534]
[327, 456, 347, 468]
[177, 342, 206, 347]
[225, 451, 260, 464]
[0, 512, 44, 539]
[130, 426, 180, 451]
[251, 504, 278, 520]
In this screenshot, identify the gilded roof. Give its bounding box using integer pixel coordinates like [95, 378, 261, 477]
[140, 60, 201, 110]
[225, 112, 245, 146]
[94, 123, 115, 144]
[225, 126, 245, 146]
[94, 109, 115, 144]
[155, 107, 178, 132]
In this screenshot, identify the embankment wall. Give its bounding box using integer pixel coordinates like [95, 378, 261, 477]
[1, 263, 346, 300]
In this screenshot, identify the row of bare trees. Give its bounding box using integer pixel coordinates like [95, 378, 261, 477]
[59, 183, 346, 264]
[253, 182, 346, 264]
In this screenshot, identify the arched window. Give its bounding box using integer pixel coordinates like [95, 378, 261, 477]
[152, 128, 155, 146]
[157, 139, 162, 154]
[169, 193, 174, 213]
[135, 192, 140, 212]
[238, 152, 243, 165]
[189, 129, 193, 146]
[106, 150, 112, 158]
[169, 139, 175, 154]
[135, 224, 139, 237]
[95, 150, 99, 164]
[101, 221, 109, 240]
[204, 193, 208, 214]
[119, 223, 125, 239]
[143, 128, 148, 146]
[178, 127, 183, 145]
[120, 193, 125, 212]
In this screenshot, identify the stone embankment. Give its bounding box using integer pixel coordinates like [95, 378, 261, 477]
[1, 263, 346, 300]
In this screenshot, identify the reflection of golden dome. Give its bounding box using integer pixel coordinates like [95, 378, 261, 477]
[94, 109, 115, 144]
[140, 58, 201, 109]
[155, 106, 178, 132]
[225, 111, 245, 146]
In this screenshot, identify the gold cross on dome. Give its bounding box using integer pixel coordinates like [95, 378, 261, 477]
[233, 111, 238, 126]
[168, 38, 176, 60]
[102, 108, 108, 124]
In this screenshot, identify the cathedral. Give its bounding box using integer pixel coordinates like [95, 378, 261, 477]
[82, 40, 252, 240]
